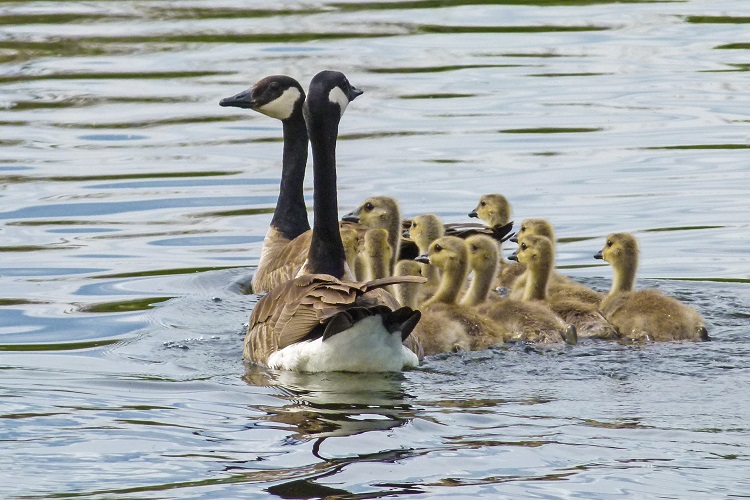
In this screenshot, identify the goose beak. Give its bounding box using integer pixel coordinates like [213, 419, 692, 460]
[594, 250, 604, 260]
[220, 89, 255, 109]
[341, 211, 360, 223]
[508, 251, 519, 262]
[348, 86, 364, 101]
[414, 253, 430, 264]
[468, 209, 478, 218]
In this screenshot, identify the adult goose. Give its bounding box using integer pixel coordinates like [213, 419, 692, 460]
[595, 233, 708, 342]
[245, 71, 425, 372]
[220, 75, 312, 293]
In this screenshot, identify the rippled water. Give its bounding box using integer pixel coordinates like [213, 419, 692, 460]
[1, 0, 749, 497]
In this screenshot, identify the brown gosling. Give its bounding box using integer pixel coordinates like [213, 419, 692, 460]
[361, 228, 393, 281]
[393, 259, 463, 355]
[464, 235, 577, 345]
[595, 233, 708, 342]
[342, 196, 402, 276]
[510, 219, 604, 307]
[416, 236, 507, 351]
[468, 193, 523, 288]
[513, 234, 617, 341]
[405, 213, 445, 302]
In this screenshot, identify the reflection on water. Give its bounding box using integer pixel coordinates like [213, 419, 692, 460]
[1, 0, 749, 497]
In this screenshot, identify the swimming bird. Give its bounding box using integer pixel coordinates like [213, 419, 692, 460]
[464, 235, 577, 345]
[245, 71, 425, 372]
[415, 236, 507, 352]
[468, 193, 523, 288]
[220, 75, 313, 293]
[404, 214, 445, 296]
[595, 233, 708, 342]
[511, 234, 614, 341]
[342, 196, 403, 276]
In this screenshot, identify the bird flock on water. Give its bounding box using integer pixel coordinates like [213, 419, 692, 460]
[219, 71, 709, 373]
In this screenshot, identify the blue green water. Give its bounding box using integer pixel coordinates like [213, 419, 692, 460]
[1, 0, 749, 497]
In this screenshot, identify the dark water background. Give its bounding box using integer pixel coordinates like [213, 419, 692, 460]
[1, 0, 749, 497]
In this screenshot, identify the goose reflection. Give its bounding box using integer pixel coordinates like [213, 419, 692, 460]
[242, 365, 416, 443]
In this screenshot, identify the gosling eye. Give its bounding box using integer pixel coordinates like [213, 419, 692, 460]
[470, 244, 478, 251]
[521, 242, 528, 250]
[364, 202, 374, 211]
[434, 244, 442, 252]
[480, 201, 486, 207]
[520, 226, 526, 233]
[607, 240, 613, 247]
[412, 222, 418, 229]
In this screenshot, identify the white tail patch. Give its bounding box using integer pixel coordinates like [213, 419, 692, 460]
[267, 315, 419, 372]
[328, 86, 349, 117]
[257, 87, 302, 120]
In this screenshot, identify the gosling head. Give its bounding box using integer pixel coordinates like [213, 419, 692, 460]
[415, 236, 467, 274]
[342, 196, 401, 229]
[465, 234, 500, 275]
[510, 234, 554, 269]
[469, 194, 512, 228]
[406, 214, 445, 253]
[510, 218, 555, 244]
[219, 75, 305, 121]
[594, 232, 639, 271]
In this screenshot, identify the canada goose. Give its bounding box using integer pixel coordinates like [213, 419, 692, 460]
[361, 228, 392, 281]
[404, 214, 444, 292]
[468, 193, 523, 288]
[220, 75, 313, 293]
[510, 219, 603, 306]
[511, 234, 616, 340]
[463, 235, 576, 345]
[340, 226, 362, 279]
[342, 196, 402, 277]
[392, 258, 469, 355]
[416, 236, 507, 351]
[245, 70, 426, 372]
[595, 233, 708, 342]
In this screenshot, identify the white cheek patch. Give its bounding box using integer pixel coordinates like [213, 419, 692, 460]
[328, 86, 349, 117]
[257, 87, 301, 120]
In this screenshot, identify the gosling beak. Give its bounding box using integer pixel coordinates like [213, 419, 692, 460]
[510, 235, 518, 243]
[414, 253, 430, 264]
[594, 250, 604, 260]
[468, 209, 478, 218]
[220, 89, 255, 109]
[341, 210, 360, 223]
[403, 230, 411, 239]
[508, 250, 519, 262]
[348, 86, 364, 101]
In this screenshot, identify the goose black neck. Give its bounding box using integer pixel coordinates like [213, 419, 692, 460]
[271, 111, 310, 240]
[306, 109, 346, 278]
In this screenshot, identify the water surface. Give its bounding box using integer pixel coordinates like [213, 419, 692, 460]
[1, 0, 749, 497]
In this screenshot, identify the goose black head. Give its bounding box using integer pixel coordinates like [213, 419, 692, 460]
[220, 75, 305, 121]
[304, 70, 363, 122]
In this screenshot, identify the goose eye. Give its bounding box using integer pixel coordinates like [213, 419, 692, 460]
[364, 202, 374, 211]
[269, 81, 280, 91]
